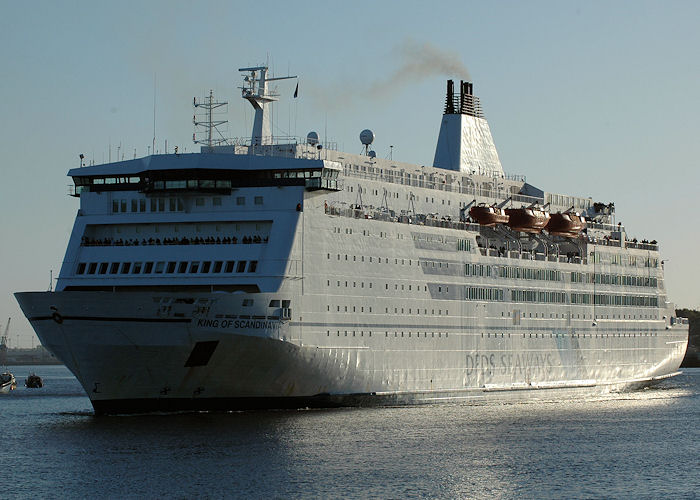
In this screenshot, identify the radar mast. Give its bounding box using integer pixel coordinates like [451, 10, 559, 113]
[239, 65, 296, 146]
[193, 90, 228, 147]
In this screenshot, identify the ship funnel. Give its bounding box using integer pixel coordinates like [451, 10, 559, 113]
[433, 79, 504, 177]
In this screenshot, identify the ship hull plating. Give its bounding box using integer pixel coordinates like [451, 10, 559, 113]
[16, 291, 687, 414]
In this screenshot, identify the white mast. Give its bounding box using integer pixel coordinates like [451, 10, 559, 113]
[238, 65, 296, 146]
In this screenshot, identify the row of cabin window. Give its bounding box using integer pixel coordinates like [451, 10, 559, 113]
[327, 304, 449, 316]
[110, 196, 264, 213]
[503, 310, 658, 320]
[463, 287, 656, 307]
[327, 330, 449, 338]
[496, 266, 562, 282]
[327, 280, 431, 293]
[482, 330, 657, 339]
[570, 271, 658, 287]
[511, 290, 567, 304]
[76, 260, 258, 276]
[326, 253, 447, 269]
[571, 293, 659, 307]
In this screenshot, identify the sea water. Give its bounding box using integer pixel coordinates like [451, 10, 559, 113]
[1, 365, 698, 499]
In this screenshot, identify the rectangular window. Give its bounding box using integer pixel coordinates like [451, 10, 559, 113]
[189, 262, 200, 273]
[225, 261, 235, 273]
[139, 199, 146, 212]
[98, 262, 108, 275]
[201, 261, 211, 273]
[132, 262, 142, 274]
[150, 199, 157, 212]
[248, 261, 258, 272]
[177, 262, 188, 273]
[165, 180, 186, 189]
[76, 262, 86, 274]
[112, 200, 119, 213]
[254, 196, 263, 205]
[195, 198, 205, 207]
[157, 198, 165, 212]
[169, 198, 176, 211]
[236, 196, 245, 206]
[166, 262, 176, 274]
[131, 199, 137, 212]
[143, 262, 154, 274]
[213, 197, 222, 206]
[109, 262, 120, 274]
[120, 200, 127, 212]
[154, 262, 165, 274]
[212, 261, 223, 273]
[121, 262, 131, 274]
[236, 261, 247, 272]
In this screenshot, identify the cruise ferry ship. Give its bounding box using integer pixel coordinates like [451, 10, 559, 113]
[15, 66, 689, 414]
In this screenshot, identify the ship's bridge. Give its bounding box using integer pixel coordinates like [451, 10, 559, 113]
[69, 153, 342, 196]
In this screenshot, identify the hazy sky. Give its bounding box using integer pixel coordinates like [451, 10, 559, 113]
[1, 1, 699, 346]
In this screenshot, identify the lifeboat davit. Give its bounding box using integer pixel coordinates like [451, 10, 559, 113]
[505, 207, 551, 233]
[469, 204, 509, 227]
[546, 212, 586, 237]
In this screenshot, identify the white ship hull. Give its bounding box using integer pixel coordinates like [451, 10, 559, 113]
[15, 72, 690, 414]
[16, 290, 687, 414]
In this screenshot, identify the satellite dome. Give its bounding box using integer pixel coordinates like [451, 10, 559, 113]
[360, 129, 375, 146]
[368, 150, 376, 158]
[307, 131, 319, 146]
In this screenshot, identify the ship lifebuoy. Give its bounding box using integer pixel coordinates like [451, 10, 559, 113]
[52, 311, 63, 324]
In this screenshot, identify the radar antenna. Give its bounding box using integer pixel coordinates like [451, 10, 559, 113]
[193, 90, 229, 147]
[239, 65, 297, 146]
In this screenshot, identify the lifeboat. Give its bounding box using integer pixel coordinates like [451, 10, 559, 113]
[505, 207, 551, 233]
[546, 212, 586, 237]
[469, 204, 509, 226]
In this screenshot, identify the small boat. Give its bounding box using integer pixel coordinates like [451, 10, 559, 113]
[1, 319, 15, 393]
[547, 211, 587, 237]
[505, 206, 551, 233]
[25, 373, 43, 388]
[0, 371, 16, 394]
[469, 204, 509, 226]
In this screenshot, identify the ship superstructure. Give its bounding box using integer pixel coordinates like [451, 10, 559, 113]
[15, 67, 688, 414]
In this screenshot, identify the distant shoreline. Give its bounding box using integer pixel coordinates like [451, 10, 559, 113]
[3, 347, 62, 366]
